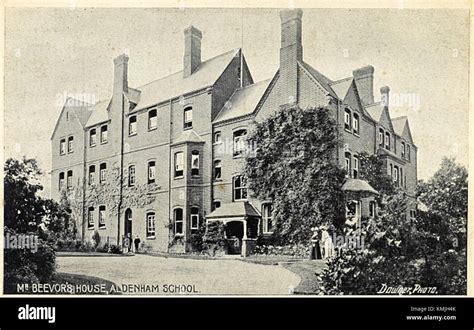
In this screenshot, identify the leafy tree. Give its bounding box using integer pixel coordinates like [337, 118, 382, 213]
[358, 152, 396, 197]
[243, 106, 346, 244]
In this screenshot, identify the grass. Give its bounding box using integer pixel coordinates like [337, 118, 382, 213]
[280, 260, 327, 295]
[241, 254, 304, 265]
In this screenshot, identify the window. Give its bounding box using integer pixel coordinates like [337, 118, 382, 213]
[407, 144, 411, 161]
[101, 125, 108, 143]
[59, 172, 65, 190]
[128, 165, 136, 187]
[389, 163, 393, 178]
[394, 166, 399, 186]
[99, 163, 107, 183]
[87, 207, 94, 229]
[174, 152, 184, 178]
[90, 129, 97, 147]
[146, 212, 156, 238]
[400, 167, 403, 188]
[88, 165, 96, 186]
[60, 139, 66, 155]
[213, 160, 222, 180]
[262, 203, 273, 233]
[401, 142, 406, 158]
[98, 206, 106, 228]
[212, 201, 221, 211]
[369, 201, 376, 218]
[214, 131, 222, 144]
[353, 155, 359, 179]
[344, 109, 351, 131]
[344, 152, 351, 177]
[148, 109, 157, 130]
[385, 132, 391, 150]
[233, 129, 247, 157]
[129, 116, 137, 136]
[190, 207, 199, 230]
[174, 208, 183, 235]
[67, 136, 74, 153]
[191, 151, 199, 176]
[233, 175, 247, 201]
[352, 113, 359, 135]
[66, 170, 73, 190]
[346, 200, 361, 222]
[148, 161, 156, 184]
[378, 128, 384, 146]
[184, 107, 193, 129]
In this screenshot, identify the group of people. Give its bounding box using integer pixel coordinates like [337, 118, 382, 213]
[125, 234, 141, 253]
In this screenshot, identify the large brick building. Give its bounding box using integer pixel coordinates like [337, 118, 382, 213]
[51, 9, 417, 256]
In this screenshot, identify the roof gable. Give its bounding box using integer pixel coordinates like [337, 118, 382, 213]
[298, 61, 337, 98]
[392, 116, 414, 143]
[378, 106, 395, 133]
[51, 98, 92, 139]
[329, 77, 352, 100]
[85, 100, 110, 128]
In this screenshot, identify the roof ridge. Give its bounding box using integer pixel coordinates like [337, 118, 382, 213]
[392, 115, 408, 121]
[330, 76, 353, 85]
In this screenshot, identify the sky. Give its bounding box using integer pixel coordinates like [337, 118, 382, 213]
[4, 7, 469, 196]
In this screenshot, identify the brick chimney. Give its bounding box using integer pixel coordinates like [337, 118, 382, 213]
[380, 86, 390, 108]
[352, 65, 374, 105]
[183, 26, 202, 78]
[279, 9, 303, 104]
[113, 54, 129, 96]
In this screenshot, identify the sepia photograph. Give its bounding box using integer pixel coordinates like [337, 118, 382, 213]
[3, 1, 470, 299]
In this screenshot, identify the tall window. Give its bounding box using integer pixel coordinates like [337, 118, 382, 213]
[99, 163, 107, 183]
[191, 151, 199, 176]
[184, 107, 193, 129]
[90, 129, 97, 147]
[59, 172, 65, 190]
[344, 109, 351, 131]
[66, 170, 73, 190]
[394, 166, 399, 186]
[101, 125, 108, 143]
[352, 113, 359, 135]
[233, 129, 247, 156]
[369, 201, 376, 218]
[400, 167, 403, 188]
[213, 160, 222, 180]
[148, 161, 156, 184]
[67, 136, 74, 153]
[401, 141, 406, 158]
[60, 139, 66, 155]
[346, 200, 361, 222]
[353, 155, 359, 179]
[146, 212, 156, 238]
[344, 152, 351, 177]
[233, 175, 247, 201]
[262, 203, 273, 233]
[174, 208, 183, 235]
[407, 144, 411, 161]
[87, 207, 94, 229]
[190, 207, 199, 230]
[214, 131, 222, 144]
[378, 128, 384, 146]
[89, 165, 96, 185]
[385, 132, 391, 150]
[98, 206, 106, 228]
[174, 152, 184, 178]
[128, 165, 136, 187]
[129, 116, 137, 136]
[148, 109, 157, 130]
[389, 163, 393, 178]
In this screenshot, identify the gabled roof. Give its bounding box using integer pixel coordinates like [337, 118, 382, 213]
[133, 48, 241, 111]
[365, 102, 383, 122]
[329, 77, 353, 100]
[206, 201, 261, 219]
[342, 179, 378, 195]
[213, 79, 272, 124]
[391, 116, 408, 136]
[50, 97, 93, 139]
[171, 129, 205, 146]
[85, 100, 110, 128]
[298, 61, 337, 99]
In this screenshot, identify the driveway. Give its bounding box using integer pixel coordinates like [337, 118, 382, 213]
[57, 254, 301, 295]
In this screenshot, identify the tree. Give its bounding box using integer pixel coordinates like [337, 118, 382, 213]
[358, 152, 396, 197]
[243, 106, 346, 244]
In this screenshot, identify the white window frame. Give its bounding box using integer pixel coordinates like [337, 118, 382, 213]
[352, 113, 359, 135]
[213, 160, 222, 180]
[378, 128, 384, 146]
[60, 139, 66, 155]
[90, 129, 97, 147]
[66, 170, 73, 190]
[190, 207, 199, 230]
[59, 172, 65, 190]
[214, 131, 222, 144]
[233, 129, 247, 157]
[191, 151, 199, 176]
[98, 206, 106, 228]
[262, 203, 274, 234]
[67, 136, 74, 153]
[174, 208, 184, 235]
[128, 165, 136, 187]
[385, 132, 391, 150]
[129, 116, 137, 136]
[233, 175, 248, 201]
[89, 165, 95, 186]
[184, 107, 193, 129]
[174, 152, 184, 178]
[146, 212, 156, 238]
[100, 125, 108, 144]
[353, 155, 359, 179]
[99, 163, 107, 184]
[148, 109, 157, 130]
[88, 207, 94, 228]
[148, 161, 156, 184]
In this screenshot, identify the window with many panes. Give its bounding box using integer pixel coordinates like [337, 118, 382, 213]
[128, 165, 136, 187]
[174, 152, 184, 178]
[190, 207, 199, 230]
[148, 161, 156, 184]
[129, 116, 137, 136]
[191, 151, 199, 176]
[233, 129, 247, 157]
[262, 203, 273, 233]
[184, 107, 193, 129]
[233, 175, 247, 201]
[146, 212, 156, 238]
[174, 208, 183, 235]
[98, 205, 106, 228]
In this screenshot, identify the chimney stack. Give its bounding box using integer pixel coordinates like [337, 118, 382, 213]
[113, 54, 129, 95]
[352, 65, 374, 105]
[380, 86, 390, 108]
[279, 9, 303, 104]
[183, 26, 202, 78]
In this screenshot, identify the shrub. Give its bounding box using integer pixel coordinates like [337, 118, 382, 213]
[202, 221, 227, 256]
[91, 231, 101, 250]
[108, 244, 122, 254]
[187, 234, 204, 253]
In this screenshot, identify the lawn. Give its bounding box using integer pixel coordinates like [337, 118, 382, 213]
[280, 260, 327, 295]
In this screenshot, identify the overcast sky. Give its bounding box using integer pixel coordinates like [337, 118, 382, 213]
[4, 7, 469, 196]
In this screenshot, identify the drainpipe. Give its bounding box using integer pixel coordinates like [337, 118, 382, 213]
[81, 128, 87, 243]
[167, 99, 173, 252]
[117, 94, 125, 245]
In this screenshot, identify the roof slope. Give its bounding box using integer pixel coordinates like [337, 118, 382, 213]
[342, 179, 378, 195]
[171, 129, 205, 146]
[51, 97, 93, 139]
[329, 77, 353, 100]
[206, 202, 260, 219]
[213, 79, 271, 124]
[133, 48, 240, 111]
[391, 116, 408, 136]
[365, 102, 383, 122]
[85, 100, 110, 128]
[298, 61, 337, 98]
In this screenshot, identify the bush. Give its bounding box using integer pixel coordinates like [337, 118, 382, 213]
[91, 231, 101, 249]
[187, 234, 204, 253]
[202, 221, 227, 256]
[108, 244, 122, 254]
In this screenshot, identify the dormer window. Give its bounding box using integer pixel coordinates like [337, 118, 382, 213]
[385, 132, 391, 150]
[184, 107, 193, 129]
[90, 129, 97, 147]
[352, 113, 359, 135]
[378, 128, 384, 146]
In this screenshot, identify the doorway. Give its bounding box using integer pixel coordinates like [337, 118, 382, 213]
[225, 221, 243, 255]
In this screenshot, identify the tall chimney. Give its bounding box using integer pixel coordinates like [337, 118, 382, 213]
[183, 26, 202, 78]
[380, 86, 390, 108]
[352, 65, 374, 105]
[113, 54, 129, 95]
[279, 9, 303, 104]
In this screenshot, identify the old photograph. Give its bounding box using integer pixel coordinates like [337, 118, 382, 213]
[3, 3, 469, 296]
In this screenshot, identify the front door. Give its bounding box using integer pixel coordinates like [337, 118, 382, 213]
[124, 209, 132, 250]
[225, 221, 243, 254]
